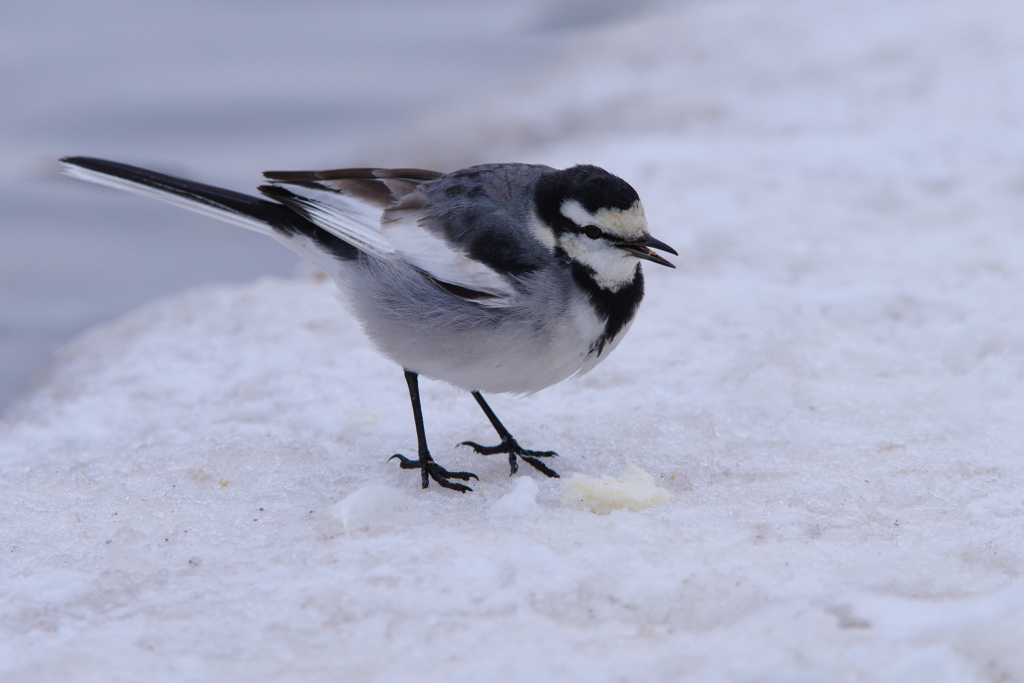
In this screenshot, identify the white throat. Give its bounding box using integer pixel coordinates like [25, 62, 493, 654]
[559, 234, 639, 291]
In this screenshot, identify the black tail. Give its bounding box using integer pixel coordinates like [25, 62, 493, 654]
[61, 157, 358, 261]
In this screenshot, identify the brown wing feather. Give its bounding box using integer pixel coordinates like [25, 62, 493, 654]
[323, 178, 395, 207]
[262, 167, 445, 210]
[374, 168, 444, 181]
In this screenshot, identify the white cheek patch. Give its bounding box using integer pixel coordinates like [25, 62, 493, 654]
[560, 234, 639, 291]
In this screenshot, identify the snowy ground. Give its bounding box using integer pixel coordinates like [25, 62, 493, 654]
[4, 0, 1024, 680]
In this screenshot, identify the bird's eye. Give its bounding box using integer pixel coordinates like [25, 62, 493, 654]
[584, 225, 602, 239]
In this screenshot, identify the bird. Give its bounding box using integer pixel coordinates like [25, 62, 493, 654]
[60, 156, 676, 492]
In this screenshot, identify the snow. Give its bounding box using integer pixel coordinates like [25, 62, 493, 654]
[4, 0, 1024, 679]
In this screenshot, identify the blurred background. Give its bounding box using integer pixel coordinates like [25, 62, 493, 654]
[0, 0, 655, 414]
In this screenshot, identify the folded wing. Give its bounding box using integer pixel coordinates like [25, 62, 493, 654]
[261, 168, 518, 305]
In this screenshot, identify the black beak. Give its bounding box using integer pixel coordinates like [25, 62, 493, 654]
[617, 233, 678, 268]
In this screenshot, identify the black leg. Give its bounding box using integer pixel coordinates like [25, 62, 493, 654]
[388, 370, 478, 492]
[461, 391, 559, 478]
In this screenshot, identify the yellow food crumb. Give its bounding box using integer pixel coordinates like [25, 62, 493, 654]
[561, 462, 671, 514]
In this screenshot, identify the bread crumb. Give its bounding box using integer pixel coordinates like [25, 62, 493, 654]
[561, 462, 671, 514]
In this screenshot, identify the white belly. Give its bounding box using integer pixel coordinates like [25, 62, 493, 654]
[331, 257, 629, 395]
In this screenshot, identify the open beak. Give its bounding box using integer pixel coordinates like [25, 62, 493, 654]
[617, 233, 678, 268]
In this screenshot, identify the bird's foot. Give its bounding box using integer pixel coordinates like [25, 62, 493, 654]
[459, 438, 560, 478]
[388, 453, 478, 492]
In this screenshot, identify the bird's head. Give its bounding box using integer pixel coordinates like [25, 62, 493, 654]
[533, 165, 676, 291]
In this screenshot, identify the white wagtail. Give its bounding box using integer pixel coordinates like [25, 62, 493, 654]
[60, 157, 676, 492]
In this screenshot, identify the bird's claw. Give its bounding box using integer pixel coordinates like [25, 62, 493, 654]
[459, 439, 560, 478]
[388, 454, 478, 492]
[519, 454, 560, 478]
